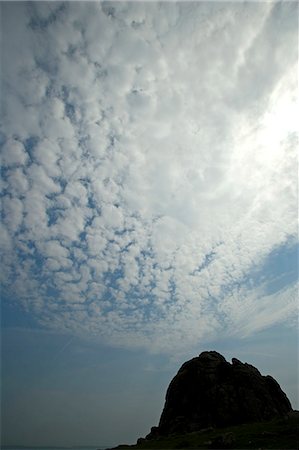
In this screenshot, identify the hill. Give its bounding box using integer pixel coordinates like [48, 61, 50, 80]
[106, 351, 297, 449]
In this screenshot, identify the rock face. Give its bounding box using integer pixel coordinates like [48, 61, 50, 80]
[148, 351, 292, 438]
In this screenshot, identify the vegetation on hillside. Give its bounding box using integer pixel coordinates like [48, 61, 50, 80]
[110, 411, 299, 450]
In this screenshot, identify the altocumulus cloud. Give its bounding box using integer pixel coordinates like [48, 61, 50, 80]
[1, 2, 298, 353]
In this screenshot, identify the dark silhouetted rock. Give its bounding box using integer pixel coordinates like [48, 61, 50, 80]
[145, 426, 160, 440]
[147, 351, 292, 438]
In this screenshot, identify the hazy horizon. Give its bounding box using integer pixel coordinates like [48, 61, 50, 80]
[1, 1, 298, 448]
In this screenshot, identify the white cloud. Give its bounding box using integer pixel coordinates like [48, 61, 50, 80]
[1, 139, 28, 167]
[33, 139, 62, 178]
[22, 189, 50, 238]
[27, 164, 61, 195]
[7, 168, 30, 196]
[1, 1, 297, 353]
[219, 282, 298, 338]
[2, 196, 24, 234]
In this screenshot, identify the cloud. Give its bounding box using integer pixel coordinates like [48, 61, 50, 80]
[1, 1, 298, 353]
[1, 139, 29, 167]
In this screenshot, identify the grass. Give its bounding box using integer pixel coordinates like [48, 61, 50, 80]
[110, 412, 299, 450]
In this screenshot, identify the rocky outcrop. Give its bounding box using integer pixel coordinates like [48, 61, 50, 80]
[146, 351, 292, 438]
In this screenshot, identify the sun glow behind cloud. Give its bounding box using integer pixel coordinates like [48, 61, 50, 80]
[1, 1, 298, 353]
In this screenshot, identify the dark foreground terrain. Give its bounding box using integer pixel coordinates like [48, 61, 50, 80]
[109, 410, 299, 449]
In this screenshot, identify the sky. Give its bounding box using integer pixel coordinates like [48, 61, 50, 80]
[0, 0, 298, 447]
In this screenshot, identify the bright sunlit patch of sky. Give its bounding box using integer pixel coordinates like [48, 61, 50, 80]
[1, 1, 298, 446]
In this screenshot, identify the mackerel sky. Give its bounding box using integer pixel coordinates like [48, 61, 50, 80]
[1, 1, 298, 447]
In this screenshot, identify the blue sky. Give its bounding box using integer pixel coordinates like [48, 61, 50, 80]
[1, 1, 298, 447]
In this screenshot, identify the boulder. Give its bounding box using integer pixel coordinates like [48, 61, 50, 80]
[148, 351, 292, 437]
